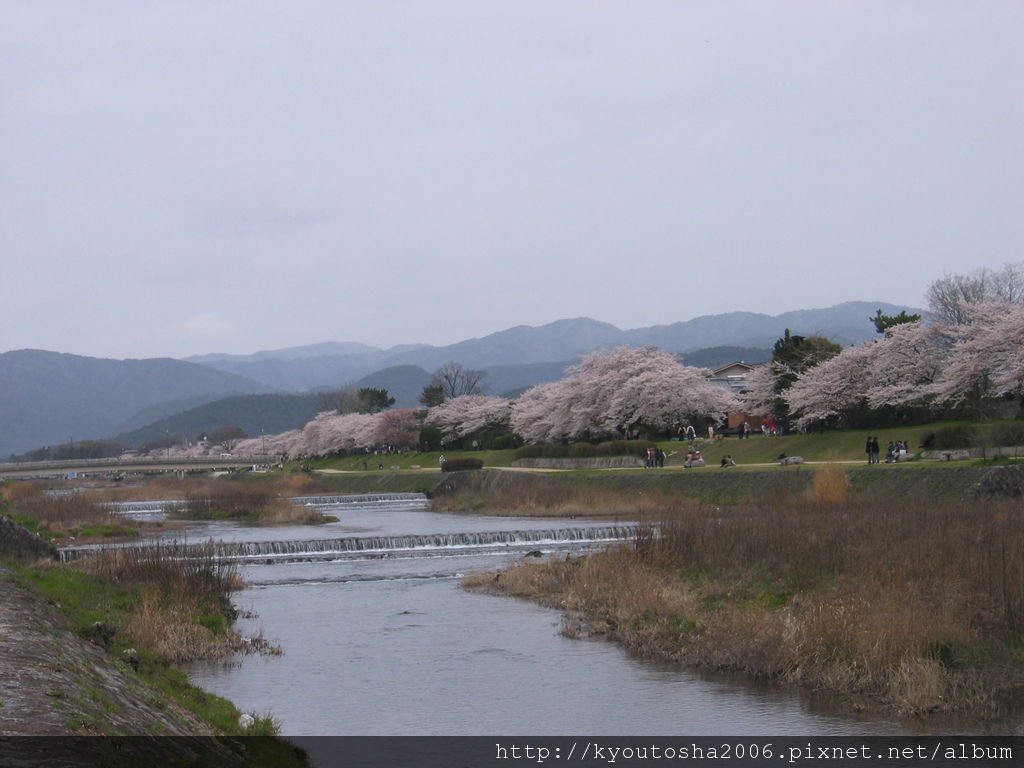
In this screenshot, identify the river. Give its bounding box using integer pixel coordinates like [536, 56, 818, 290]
[143, 495, 909, 736]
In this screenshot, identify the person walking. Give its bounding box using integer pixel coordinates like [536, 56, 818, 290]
[865, 436, 873, 464]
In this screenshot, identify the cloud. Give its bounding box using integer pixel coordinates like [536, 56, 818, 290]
[179, 313, 235, 340]
[183, 205, 331, 240]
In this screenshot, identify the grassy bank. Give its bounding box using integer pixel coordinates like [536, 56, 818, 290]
[434, 464, 995, 513]
[10, 544, 284, 730]
[0, 487, 305, 757]
[1, 482, 141, 543]
[465, 466, 1024, 721]
[300, 418, 1024, 474]
[77, 475, 340, 526]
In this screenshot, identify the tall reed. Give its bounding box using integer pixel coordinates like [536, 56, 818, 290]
[474, 492, 1024, 715]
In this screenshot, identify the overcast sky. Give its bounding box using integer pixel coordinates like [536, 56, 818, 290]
[2, 2, 1021, 360]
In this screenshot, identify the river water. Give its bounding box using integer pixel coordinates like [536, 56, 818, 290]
[169, 497, 907, 736]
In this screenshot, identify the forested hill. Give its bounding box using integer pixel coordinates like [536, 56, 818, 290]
[0, 350, 269, 458]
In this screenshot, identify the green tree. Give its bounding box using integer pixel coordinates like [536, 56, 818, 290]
[419, 425, 443, 452]
[870, 308, 921, 334]
[355, 387, 395, 414]
[419, 383, 445, 408]
[321, 387, 395, 414]
[769, 329, 842, 418]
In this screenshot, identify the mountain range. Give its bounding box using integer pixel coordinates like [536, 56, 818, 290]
[0, 301, 915, 458]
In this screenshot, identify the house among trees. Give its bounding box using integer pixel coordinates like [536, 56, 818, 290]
[707, 362, 765, 431]
[708, 361, 758, 393]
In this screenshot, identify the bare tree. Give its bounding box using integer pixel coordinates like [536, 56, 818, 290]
[926, 262, 1024, 324]
[428, 362, 486, 401]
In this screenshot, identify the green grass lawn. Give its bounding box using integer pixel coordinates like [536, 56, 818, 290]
[301, 418, 1021, 476]
[306, 446, 517, 472]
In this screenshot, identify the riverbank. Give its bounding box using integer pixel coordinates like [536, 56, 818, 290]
[463, 469, 1024, 726]
[430, 463, 1010, 514]
[0, 512, 307, 763]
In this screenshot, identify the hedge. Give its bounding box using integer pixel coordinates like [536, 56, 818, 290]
[515, 440, 656, 461]
[440, 457, 484, 472]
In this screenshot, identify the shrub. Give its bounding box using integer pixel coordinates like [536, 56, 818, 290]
[927, 425, 978, 450]
[419, 425, 443, 452]
[567, 443, 597, 458]
[516, 440, 657, 461]
[808, 463, 849, 506]
[486, 433, 521, 450]
[990, 422, 1024, 448]
[514, 443, 543, 460]
[441, 457, 484, 472]
[598, 440, 656, 457]
[545, 444, 571, 459]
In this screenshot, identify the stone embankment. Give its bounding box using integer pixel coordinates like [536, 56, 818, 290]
[0, 564, 213, 737]
[513, 456, 644, 469]
[0, 515, 221, 740]
[973, 464, 1024, 498]
[0, 514, 55, 563]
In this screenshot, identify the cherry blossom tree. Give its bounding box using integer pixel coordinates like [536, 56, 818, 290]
[784, 320, 952, 426]
[779, 301, 1024, 425]
[509, 381, 576, 443]
[373, 408, 421, 448]
[929, 302, 1024, 406]
[510, 346, 737, 443]
[737, 363, 778, 417]
[785, 342, 878, 427]
[863, 320, 952, 409]
[601, 358, 736, 436]
[424, 395, 512, 444]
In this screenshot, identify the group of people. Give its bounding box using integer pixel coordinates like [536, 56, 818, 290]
[644, 447, 667, 468]
[683, 448, 705, 468]
[865, 437, 911, 464]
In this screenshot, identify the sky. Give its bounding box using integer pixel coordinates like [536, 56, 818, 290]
[2, 1, 1022, 360]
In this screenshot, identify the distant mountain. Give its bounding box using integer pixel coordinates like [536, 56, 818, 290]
[110, 365, 434, 449]
[679, 346, 772, 369]
[0, 350, 271, 458]
[182, 318, 621, 392]
[112, 393, 325, 449]
[482, 360, 577, 398]
[184, 303, 913, 392]
[343, 365, 432, 408]
[622, 302, 909, 350]
[187, 340, 384, 364]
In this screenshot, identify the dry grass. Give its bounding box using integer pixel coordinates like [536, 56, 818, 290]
[86, 476, 327, 525]
[3, 484, 130, 539]
[468, 494, 1024, 717]
[808, 461, 849, 505]
[122, 586, 234, 662]
[435, 480, 682, 519]
[74, 543, 278, 663]
[83, 541, 243, 602]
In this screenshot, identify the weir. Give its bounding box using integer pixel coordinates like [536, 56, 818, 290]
[58, 525, 643, 564]
[101, 493, 430, 518]
[291, 493, 429, 508]
[102, 500, 187, 513]
[101, 500, 188, 522]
